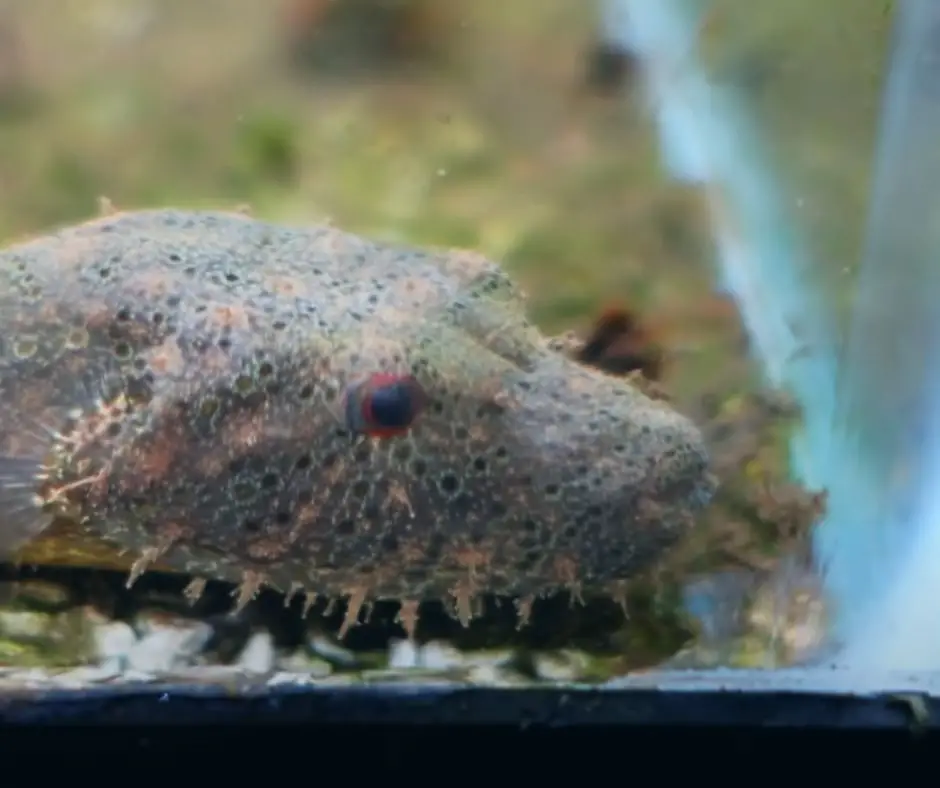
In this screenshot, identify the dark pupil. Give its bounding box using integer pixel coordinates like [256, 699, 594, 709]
[369, 382, 412, 428]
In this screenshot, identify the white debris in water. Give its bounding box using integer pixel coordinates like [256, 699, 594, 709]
[387, 638, 421, 669]
[124, 615, 213, 673]
[236, 631, 276, 674]
[388, 639, 466, 671]
[92, 621, 137, 670]
[533, 650, 591, 682]
[276, 651, 333, 677]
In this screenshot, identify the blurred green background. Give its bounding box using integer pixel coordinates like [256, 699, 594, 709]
[0, 0, 892, 392]
[0, 0, 895, 669]
[0, 0, 892, 359]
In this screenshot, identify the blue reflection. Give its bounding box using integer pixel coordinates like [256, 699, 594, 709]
[823, 0, 940, 666]
[602, 0, 837, 439]
[604, 0, 940, 666]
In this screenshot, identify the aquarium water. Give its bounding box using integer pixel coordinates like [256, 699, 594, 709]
[602, 0, 940, 669]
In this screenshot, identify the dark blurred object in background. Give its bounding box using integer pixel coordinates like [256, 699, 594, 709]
[575, 304, 664, 381]
[585, 41, 640, 94]
[0, 7, 37, 120]
[281, 0, 455, 76]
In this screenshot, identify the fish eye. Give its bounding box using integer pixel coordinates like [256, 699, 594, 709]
[369, 380, 415, 428]
[345, 373, 428, 436]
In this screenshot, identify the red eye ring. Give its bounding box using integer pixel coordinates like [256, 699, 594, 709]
[344, 373, 428, 438]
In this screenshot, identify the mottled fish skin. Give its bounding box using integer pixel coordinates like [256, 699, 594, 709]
[0, 209, 715, 635]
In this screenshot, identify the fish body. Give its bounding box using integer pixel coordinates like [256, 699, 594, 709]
[0, 209, 714, 635]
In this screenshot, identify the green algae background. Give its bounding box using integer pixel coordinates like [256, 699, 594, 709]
[0, 0, 893, 671]
[0, 0, 891, 340]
